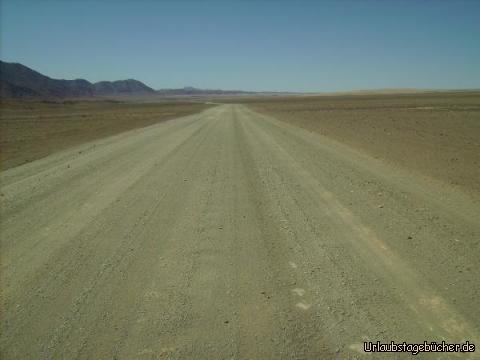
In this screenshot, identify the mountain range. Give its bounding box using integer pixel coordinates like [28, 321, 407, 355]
[0, 61, 260, 99]
[156, 86, 255, 96]
[0, 61, 156, 98]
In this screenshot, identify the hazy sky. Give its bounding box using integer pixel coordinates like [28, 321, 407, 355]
[1, 0, 479, 92]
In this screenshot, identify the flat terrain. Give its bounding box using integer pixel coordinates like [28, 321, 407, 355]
[1, 103, 479, 359]
[0, 99, 212, 170]
[242, 92, 480, 196]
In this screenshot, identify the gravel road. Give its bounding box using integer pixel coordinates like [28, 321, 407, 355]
[1, 105, 479, 359]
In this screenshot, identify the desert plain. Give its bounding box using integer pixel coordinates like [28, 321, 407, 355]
[1, 91, 479, 359]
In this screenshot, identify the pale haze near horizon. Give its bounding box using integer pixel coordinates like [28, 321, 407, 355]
[1, 0, 479, 92]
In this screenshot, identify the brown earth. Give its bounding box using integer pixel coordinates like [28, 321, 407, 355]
[239, 92, 480, 197]
[0, 99, 212, 170]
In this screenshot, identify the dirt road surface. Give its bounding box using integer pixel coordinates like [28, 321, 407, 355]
[1, 105, 479, 359]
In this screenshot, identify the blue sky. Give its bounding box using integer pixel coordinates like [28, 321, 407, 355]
[1, 0, 479, 92]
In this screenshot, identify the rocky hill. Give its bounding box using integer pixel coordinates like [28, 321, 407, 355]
[0, 60, 155, 98]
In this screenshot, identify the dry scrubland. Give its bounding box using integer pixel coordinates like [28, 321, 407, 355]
[240, 92, 480, 196]
[0, 99, 212, 170]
